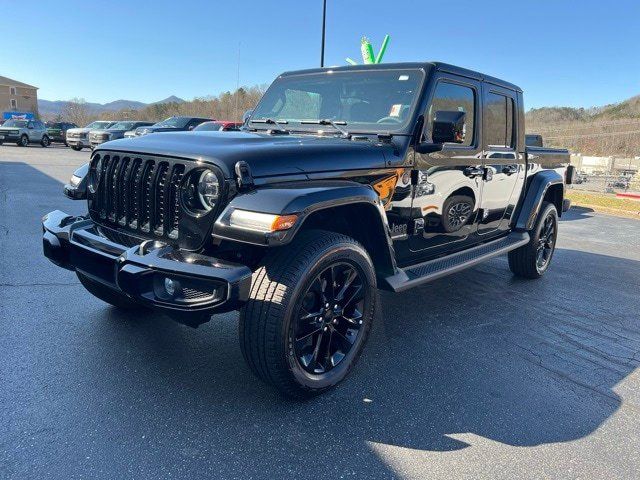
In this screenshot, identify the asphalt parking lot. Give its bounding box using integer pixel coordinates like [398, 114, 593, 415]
[1, 145, 639, 479]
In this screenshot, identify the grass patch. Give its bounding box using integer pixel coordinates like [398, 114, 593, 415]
[566, 190, 640, 218]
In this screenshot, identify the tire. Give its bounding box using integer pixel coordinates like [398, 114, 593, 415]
[19, 135, 29, 147]
[441, 195, 474, 233]
[41, 135, 50, 147]
[77, 272, 147, 310]
[71, 145, 82, 151]
[508, 201, 558, 279]
[239, 230, 377, 398]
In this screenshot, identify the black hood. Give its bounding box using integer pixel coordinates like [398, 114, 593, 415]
[96, 131, 394, 179]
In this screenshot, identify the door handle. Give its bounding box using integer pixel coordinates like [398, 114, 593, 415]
[463, 166, 485, 178]
[502, 165, 518, 175]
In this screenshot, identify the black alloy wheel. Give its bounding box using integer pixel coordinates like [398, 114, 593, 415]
[293, 262, 365, 375]
[508, 201, 558, 279]
[19, 135, 29, 147]
[239, 230, 376, 398]
[536, 213, 556, 271]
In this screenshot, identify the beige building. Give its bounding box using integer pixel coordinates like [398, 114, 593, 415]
[0, 75, 38, 119]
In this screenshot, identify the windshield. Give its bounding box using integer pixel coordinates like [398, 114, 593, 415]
[251, 69, 424, 133]
[153, 117, 187, 128]
[109, 121, 136, 130]
[47, 122, 63, 129]
[86, 121, 112, 129]
[194, 122, 223, 131]
[3, 119, 28, 128]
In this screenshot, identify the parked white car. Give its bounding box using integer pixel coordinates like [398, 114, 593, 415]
[65, 121, 115, 151]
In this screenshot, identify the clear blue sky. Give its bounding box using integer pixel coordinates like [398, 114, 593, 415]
[1, 0, 637, 109]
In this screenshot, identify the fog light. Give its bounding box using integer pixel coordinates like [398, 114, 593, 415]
[164, 278, 176, 296]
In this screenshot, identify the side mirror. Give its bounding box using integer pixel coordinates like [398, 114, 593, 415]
[63, 163, 89, 200]
[432, 110, 466, 144]
[242, 109, 253, 125]
[415, 110, 467, 154]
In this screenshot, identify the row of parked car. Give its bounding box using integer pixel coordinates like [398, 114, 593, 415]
[0, 116, 242, 149]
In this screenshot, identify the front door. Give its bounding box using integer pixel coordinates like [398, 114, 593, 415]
[409, 75, 484, 257]
[477, 86, 524, 235]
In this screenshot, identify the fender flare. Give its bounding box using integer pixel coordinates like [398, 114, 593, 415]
[213, 180, 391, 246]
[212, 180, 395, 268]
[514, 170, 564, 231]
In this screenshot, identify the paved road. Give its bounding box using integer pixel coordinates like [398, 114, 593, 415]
[1, 145, 640, 479]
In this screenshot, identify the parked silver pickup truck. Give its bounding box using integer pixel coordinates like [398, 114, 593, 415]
[0, 119, 50, 147]
[89, 121, 154, 148]
[66, 121, 116, 151]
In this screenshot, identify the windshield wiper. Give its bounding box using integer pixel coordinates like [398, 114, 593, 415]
[250, 118, 290, 133]
[301, 119, 350, 138]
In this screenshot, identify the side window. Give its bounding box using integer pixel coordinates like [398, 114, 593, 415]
[485, 92, 515, 148]
[426, 81, 475, 147]
[10, 87, 17, 95]
[10, 99, 17, 109]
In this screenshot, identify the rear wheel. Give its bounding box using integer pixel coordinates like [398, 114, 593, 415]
[41, 135, 50, 147]
[239, 230, 377, 398]
[77, 272, 147, 310]
[508, 201, 558, 279]
[71, 145, 82, 151]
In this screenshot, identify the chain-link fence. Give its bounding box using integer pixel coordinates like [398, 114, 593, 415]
[568, 174, 638, 194]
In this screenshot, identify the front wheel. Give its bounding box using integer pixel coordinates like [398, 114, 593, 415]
[71, 145, 82, 151]
[239, 230, 377, 398]
[508, 201, 558, 279]
[18, 135, 29, 147]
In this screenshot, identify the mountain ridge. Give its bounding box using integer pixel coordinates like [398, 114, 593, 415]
[38, 96, 186, 116]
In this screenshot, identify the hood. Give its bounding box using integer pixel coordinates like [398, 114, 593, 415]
[92, 128, 126, 134]
[96, 131, 394, 179]
[67, 127, 92, 134]
[141, 126, 179, 133]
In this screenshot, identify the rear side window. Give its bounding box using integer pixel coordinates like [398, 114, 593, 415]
[485, 92, 515, 148]
[426, 81, 475, 146]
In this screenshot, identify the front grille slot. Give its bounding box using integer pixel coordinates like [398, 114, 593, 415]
[90, 153, 190, 244]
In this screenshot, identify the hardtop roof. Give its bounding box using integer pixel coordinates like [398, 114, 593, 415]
[278, 61, 522, 93]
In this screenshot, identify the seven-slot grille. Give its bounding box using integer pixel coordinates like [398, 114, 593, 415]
[90, 153, 185, 241]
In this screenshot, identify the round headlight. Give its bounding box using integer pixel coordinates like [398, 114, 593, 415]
[88, 157, 103, 194]
[197, 170, 220, 211]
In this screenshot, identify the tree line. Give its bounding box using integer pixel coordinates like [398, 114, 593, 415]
[55, 85, 266, 127]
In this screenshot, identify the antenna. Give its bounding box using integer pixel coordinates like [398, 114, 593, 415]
[235, 42, 240, 121]
[320, 0, 327, 67]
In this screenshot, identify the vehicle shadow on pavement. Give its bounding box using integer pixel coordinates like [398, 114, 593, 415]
[3, 161, 639, 478]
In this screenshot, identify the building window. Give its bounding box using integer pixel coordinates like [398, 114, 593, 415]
[10, 99, 17, 109]
[10, 87, 17, 95]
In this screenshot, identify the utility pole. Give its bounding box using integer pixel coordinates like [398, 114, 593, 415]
[320, 0, 327, 67]
[235, 42, 240, 121]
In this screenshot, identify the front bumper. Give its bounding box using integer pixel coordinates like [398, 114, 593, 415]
[66, 137, 89, 147]
[90, 138, 108, 147]
[42, 210, 253, 326]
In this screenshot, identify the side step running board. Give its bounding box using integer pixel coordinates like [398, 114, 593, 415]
[383, 232, 530, 292]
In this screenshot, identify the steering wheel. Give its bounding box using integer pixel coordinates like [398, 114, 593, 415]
[376, 116, 403, 124]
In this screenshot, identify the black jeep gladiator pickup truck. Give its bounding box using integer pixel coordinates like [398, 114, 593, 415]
[42, 62, 573, 398]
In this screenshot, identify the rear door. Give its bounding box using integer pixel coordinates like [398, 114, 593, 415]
[477, 85, 524, 235]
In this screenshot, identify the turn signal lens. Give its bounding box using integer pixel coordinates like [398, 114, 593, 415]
[271, 214, 298, 231]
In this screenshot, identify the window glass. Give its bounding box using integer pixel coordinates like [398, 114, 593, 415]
[426, 82, 475, 146]
[252, 69, 424, 133]
[485, 92, 515, 148]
